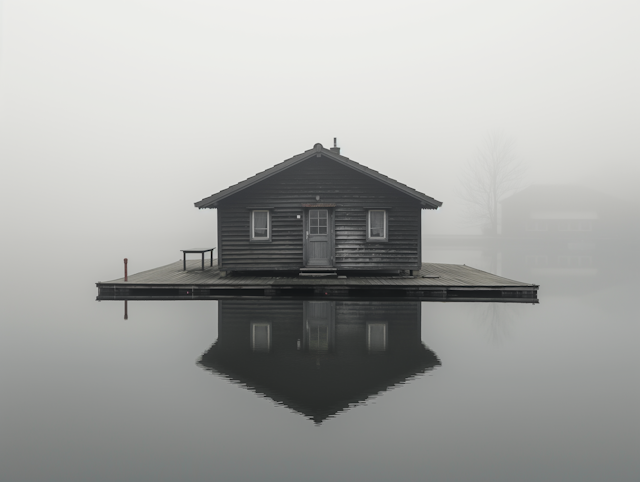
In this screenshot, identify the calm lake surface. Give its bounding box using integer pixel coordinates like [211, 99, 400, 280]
[1, 245, 638, 482]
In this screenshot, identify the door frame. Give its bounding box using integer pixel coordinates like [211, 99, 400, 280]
[302, 207, 335, 267]
[302, 301, 336, 352]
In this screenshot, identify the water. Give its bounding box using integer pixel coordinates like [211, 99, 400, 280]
[1, 245, 638, 482]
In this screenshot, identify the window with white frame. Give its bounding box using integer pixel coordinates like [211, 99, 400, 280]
[367, 210, 387, 241]
[251, 210, 270, 241]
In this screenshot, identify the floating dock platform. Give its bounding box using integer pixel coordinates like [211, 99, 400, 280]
[96, 260, 538, 302]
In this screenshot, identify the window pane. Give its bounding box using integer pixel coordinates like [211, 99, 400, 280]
[318, 215, 327, 234]
[254, 212, 268, 229]
[253, 211, 268, 238]
[370, 211, 385, 238]
[310, 210, 328, 235]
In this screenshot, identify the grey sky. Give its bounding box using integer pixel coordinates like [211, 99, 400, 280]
[2, 6, 638, 480]
[1, 0, 638, 255]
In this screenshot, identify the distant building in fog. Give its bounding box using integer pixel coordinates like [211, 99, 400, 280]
[500, 184, 640, 285]
[501, 184, 637, 239]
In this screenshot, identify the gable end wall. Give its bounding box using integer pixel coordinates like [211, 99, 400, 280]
[217, 157, 422, 271]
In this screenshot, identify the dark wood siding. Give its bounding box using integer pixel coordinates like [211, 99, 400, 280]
[217, 300, 304, 352]
[217, 156, 422, 271]
[215, 300, 421, 354]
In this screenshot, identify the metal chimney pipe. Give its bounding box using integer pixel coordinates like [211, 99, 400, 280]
[330, 137, 341, 155]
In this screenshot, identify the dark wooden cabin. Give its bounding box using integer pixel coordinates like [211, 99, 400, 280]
[195, 142, 442, 274]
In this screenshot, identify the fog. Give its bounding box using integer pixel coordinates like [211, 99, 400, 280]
[1, 5, 640, 480]
[1, 1, 639, 278]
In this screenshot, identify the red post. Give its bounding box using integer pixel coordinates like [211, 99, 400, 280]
[124, 258, 128, 282]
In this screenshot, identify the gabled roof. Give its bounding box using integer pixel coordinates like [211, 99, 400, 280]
[195, 143, 443, 209]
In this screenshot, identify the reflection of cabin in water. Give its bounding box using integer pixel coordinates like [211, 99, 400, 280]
[199, 300, 439, 423]
[195, 142, 442, 275]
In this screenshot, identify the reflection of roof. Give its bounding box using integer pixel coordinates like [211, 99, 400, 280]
[502, 184, 620, 209]
[199, 342, 440, 424]
[195, 143, 442, 209]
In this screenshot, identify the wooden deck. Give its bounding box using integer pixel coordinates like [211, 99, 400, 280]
[96, 260, 538, 302]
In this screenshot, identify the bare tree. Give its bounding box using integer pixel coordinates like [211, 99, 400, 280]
[460, 133, 527, 235]
[479, 303, 520, 344]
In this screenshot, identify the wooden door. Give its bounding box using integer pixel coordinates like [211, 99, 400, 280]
[303, 301, 335, 353]
[305, 209, 333, 267]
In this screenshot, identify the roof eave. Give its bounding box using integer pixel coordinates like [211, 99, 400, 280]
[319, 148, 443, 208]
[194, 147, 318, 209]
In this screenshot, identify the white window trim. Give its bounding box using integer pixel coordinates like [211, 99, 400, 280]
[250, 210, 271, 242]
[367, 210, 388, 242]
